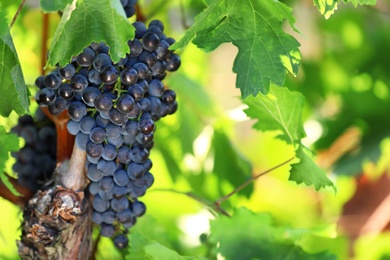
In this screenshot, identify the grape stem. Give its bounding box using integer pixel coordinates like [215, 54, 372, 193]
[9, 0, 27, 29]
[214, 156, 295, 206]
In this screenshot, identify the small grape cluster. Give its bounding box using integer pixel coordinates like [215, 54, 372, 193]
[120, 0, 138, 18]
[34, 18, 180, 249]
[11, 108, 57, 192]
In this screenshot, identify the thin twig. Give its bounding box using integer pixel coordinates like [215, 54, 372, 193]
[41, 14, 49, 74]
[179, 0, 190, 29]
[9, 0, 27, 29]
[215, 156, 295, 206]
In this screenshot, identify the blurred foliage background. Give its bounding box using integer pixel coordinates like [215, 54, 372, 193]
[1, 0, 390, 259]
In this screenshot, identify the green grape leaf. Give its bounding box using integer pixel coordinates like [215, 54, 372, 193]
[244, 85, 306, 144]
[127, 233, 205, 260]
[0, 126, 20, 196]
[40, 0, 73, 12]
[314, 0, 376, 18]
[290, 145, 334, 191]
[48, 0, 134, 67]
[209, 208, 337, 260]
[212, 130, 253, 197]
[172, 0, 301, 97]
[0, 11, 29, 117]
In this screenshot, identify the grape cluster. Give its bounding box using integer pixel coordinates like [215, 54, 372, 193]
[11, 109, 57, 192]
[34, 18, 180, 249]
[120, 0, 138, 18]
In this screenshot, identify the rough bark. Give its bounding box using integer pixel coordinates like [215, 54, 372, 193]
[17, 145, 93, 260]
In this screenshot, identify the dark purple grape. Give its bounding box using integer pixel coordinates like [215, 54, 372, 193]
[44, 73, 62, 89]
[136, 132, 154, 146]
[117, 146, 132, 164]
[120, 68, 138, 86]
[166, 54, 181, 72]
[90, 127, 106, 143]
[68, 101, 87, 121]
[100, 223, 115, 237]
[70, 74, 88, 92]
[102, 210, 116, 224]
[148, 79, 164, 97]
[76, 47, 95, 67]
[58, 83, 75, 100]
[149, 20, 164, 32]
[132, 63, 150, 80]
[35, 75, 45, 88]
[126, 103, 141, 119]
[138, 119, 154, 134]
[92, 195, 110, 213]
[138, 98, 151, 112]
[116, 94, 135, 114]
[86, 142, 103, 158]
[128, 38, 143, 57]
[116, 209, 133, 223]
[82, 87, 100, 107]
[150, 60, 166, 76]
[132, 21, 147, 39]
[111, 197, 129, 212]
[113, 235, 129, 249]
[128, 84, 144, 101]
[36, 88, 56, 105]
[168, 101, 178, 115]
[100, 65, 119, 85]
[97, 159, 116, 176]
[113, 169, 130, 186]
[48, 97, 69, 115]
[127, 163, 145, 179]
[155, 40, 170, 60]
[138, 51, 157, 67]
[95, 114, 110, 128]
[142, 32, 160, 52]
[132, 201, 146, 217]
[105, 123, 122, 139]
[102, 143, 117, 161]
[87, 164, 104, 182]
[131, 145, 149, 163]
[88, 69, 102, 85]
[94, 94, 113, 112]
[59, 64, 76, 80]
[109, 108, 127, 125]
[112, 185, 127, 198]
[146, 26, 162, 38]
[161, 89, 176, 103]
[93, 53, 112, 72]
[99, 176, 114, 192]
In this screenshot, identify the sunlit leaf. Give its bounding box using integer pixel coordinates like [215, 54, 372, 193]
[48, 0, 134, 67]
[0, 11, 29, 117]
[172, 0, 301, 97]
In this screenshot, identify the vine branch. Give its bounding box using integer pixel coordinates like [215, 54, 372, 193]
[9, 0, 27, 29]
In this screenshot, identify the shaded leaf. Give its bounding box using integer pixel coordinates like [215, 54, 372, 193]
[48, 0, 134, 67]
[172, 0, 301, 97]
[244, 85, 306, 144]
[0, 11, 29, 117]
[209, 208, 336, 260]
[212, 130, 253, 197]
[290, 146, 334, 191]
[40, 0, 73, 12]
[0, 126, 20, 196]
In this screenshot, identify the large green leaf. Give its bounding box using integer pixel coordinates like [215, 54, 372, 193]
[47, 0, 134, 67]
[209, 208, 336, 260]
[40, 0, 73, 12]
[212, 130, 253, 197]
[244, 85, 306, 145]
[172, 0, 301, 97]
[0, 11, 29, 117]
[290, 146, 334, 191]
[0, 126, 20, 196]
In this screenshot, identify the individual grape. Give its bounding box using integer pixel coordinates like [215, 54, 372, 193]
[109, 108, 127, 125]
[79, 116, 97, 134]
[165, 37, 176, 45]
[155, 40, 170, 60]
[87, 164, 104, 182]
[88, 69, 102, 85]
[105, 123, 122, 139]
[138, 98, 151, 112]
[68, 101, 87, 121]
[35, 75, 45, 88]
[111, 197, 129, 213]
[97, 159, 116, 176]
[59, 64, 76, 80]
[94, 93, 113, 112]
[158, 103, 170, 118]
[138, 51, 157, 67]
[44, 73, 62, 89]
[107, 135, 124, 148]
[102, 144, 117, 161]
[148, 79, 164, 97]
[48, 97, 69, 115]
[99, 176, 115, 192]
[58, 83, 75, 100]
[90, 42, 109, 54]
[122, 217, 137, 228]
[149, 20, 164, 32]
[113, 169, 130, 186]
[132, 21, 147, 39]
[82, 87, 100, 107]
[116, 209, 133, 223]
[96, 114, 110, 128]
[166, 54, 181, 72]
[92, 212, 104, 225]
[123, 121, 139, 136]
[98, 189, 114, 200]
[136, 132, 154, 146]
[86, 142, 103, 158]
[148, 96, 162, 115]
[100, 223, 115, 237]
[89, 182, 100, 195]
[113, 235, 129, 249]
[131, 145, 149, 163]
[90, 127, 106, 143]
[102, 210, 116, 224]
[168, 101, 178, 115]
[93, 53, 112, 72]
[66, 120, 80, 135]
[117, 146, 132, 164]
[100, 65, 119, 85]
[36, 88, 56, 105]
[143, 172, 154, 188]
[128, 84, 145, 102]
[116, 94, 135, 114]
[127, 163, 145, 180]
[112, 185, 128, 198]
[161, 89, 176, 103]
[130, 185, 147, 198]
[120, 68, 138, 86]
[92, 195, 110, 213]
[123, 134, 136, 146]
[146, 26, 162, 38]
[70, 74, 88, 92]
[75, 132, 89, 150]
[143, 158, 153, 172]
[76, 47, 95, 67]
[150, 60, 166, 76]
[132, 63, 150, 80]
[138, 118, 155, 134]
[132, 201, 146, 217]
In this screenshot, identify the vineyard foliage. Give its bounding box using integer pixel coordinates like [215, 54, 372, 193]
[1, 0, 390, 259]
